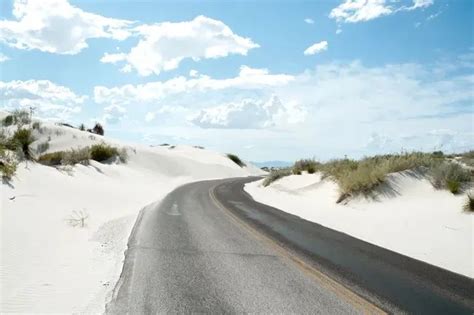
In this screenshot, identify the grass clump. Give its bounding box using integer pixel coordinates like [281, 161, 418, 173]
[0, 148, 17, 180]
[263, 168, 292, 187]
[38, 151, 65, 166]
[62, 147, 91, 165]
[2, 110, 31, 127]
[227, 153, 246, 167]
[430, 162, 471, 194]
[36, 141, 50, 154]
[11, 128, 35, 160]
[293, 159, 320, 174]
[463, 194, 474, 212]
[90, 143, 119, 162]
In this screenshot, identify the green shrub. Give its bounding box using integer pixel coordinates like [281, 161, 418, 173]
[38, 151, 65, 166]
[0, 149, 17, 180]
[32, 121, 41, 130]
[90, 143, 119, 162]
[463, 194, 474, 212]
[431, 162, 471, 193]
[92, 123, 104, 136]
[446, 180, 461, 194]
[293, 159, 320, 174]
[11, 128, 35, 160]
[62, 147, 90, 165]
[263, 168, 292, 187]
[2, 115, 14, 126]
[227, 153, 246, 167]
[79, 123, 85, 131]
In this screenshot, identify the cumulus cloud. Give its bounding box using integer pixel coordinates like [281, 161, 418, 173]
[304, 41, 328, 55]
[0, 0, 133, 54]
[101, 15, 259, 76]
[102, 104, 126, 124]
[329, 0, 434, 23]
[0, 80, 86, 120]
[304, 18, 315, 24]
[191, 95, 306, 129]
[94, 66, 294, 105]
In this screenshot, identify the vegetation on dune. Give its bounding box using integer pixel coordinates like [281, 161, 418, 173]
[227, 153, 246, 167]
[62, 147, 91, 165]
[92, 123, 104, 136]
[90, 143, 123, 162]
[263, 168, 292, 187]
[11, 128, 35, 160]
[463, 194, 474, 212]
[38, 143, 126, 166]
[293, 159, 320, 174]
[459, 150, 474, 168]
[0, 146, 17, 180]
[2, 109, 31, 127]
[263, 151, 473, 202]
[38, 151, 65, 166]
[430, 162, 471, 194]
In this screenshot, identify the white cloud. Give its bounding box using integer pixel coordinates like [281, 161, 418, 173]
[191, 95, 306, 129]
[304, 18, 315, 24]
[189, 69, 199, 77]
[0, 0, 133, 54]
[304, 41, 328, 55]
[329, 0, 434, 23]
[101, 15, 259, 76]
[145, 111, 155, 122]
[336, 28, 343, 34]
[0, 80, 86, 120]
[102, 104, 126, 124]
[94, 66, 294, 105]
[0, 53, 9, 62]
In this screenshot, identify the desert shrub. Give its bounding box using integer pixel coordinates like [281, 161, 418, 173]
[459, 151, 474, 168]
[0, 149, 17, 180]
[227, 153, 246, 167]
[79, 123, 85, 131]
[293, 159, 320, 174]
[38, 151, 65, 166]
[90, 143, 119, 162]
[2, 115, 14, 126]
[446, 180, 461, 194]
[263, 168, 292, 187]
[194, 145, 205, 149]
[62, 147, 91, 165]
[92, 123, 104, 136]
[432, 151, 444, 158]
[36, 141, 50, 154]
[430, 162, 471, 193]
[32, 121, 41, 130]
[463, 194, 474, 212]
[11, 128, 35, 160]
[66, 209, 89, 228]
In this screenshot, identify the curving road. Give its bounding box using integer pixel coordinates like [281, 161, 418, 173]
[106, 177, 474, 314]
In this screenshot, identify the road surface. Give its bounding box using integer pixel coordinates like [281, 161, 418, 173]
[106, 177, 474, 314]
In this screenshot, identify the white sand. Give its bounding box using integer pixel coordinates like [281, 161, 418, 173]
[245, 172, 473, 278]
[1, 119, 263, 313]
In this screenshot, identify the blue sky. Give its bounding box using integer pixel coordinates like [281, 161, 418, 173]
[0, 0, 473, 162]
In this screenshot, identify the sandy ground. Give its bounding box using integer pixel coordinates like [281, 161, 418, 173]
[0, 119, 263, 313]
[245, 172, 473, 278]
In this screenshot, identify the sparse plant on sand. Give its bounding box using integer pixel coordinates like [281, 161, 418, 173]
[62, 147, 91, 165]
[66, 209, 89, 228]
[90, 143, 119, 162]
[263, 168, 292, 186]
[293, 159, 320, 174]
[227, 153, 246, 167]
[463, 194, 474, 212]
[11, 128, 35, 160]
[36, 141, 50, 154]
[430, 162, 471, 194]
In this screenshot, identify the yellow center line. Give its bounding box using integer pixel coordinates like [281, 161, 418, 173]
[209, 185, 387, 315]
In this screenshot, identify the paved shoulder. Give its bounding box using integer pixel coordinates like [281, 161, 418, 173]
[106, 178, 368, 314]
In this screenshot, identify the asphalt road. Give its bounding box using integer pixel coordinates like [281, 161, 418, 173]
[107, 177, 474, 314]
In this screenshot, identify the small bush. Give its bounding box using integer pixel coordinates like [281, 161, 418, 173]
[432, 151, 444, 158]
[293, 159, 320, 174]
[463, 194, 474, 212]
[79, 123, 85, 131]
[62, 147, 90, 165]
[11, 128, 35, 160]
[36, 141, 50, 154]
[38, 151, 65, 166]
[32, 121, 41, 130]
[0, 149, 17, 180]
[90, 143, 119, 162]
[227, 153, 246, 167]
[263, 168, 292, 187]
[431, 162, 471, 193]
[66, 209, 89, 228]
[2, 115, 14, 126]
[92, 123, 104, 136]
[446, 180, 461, 194]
